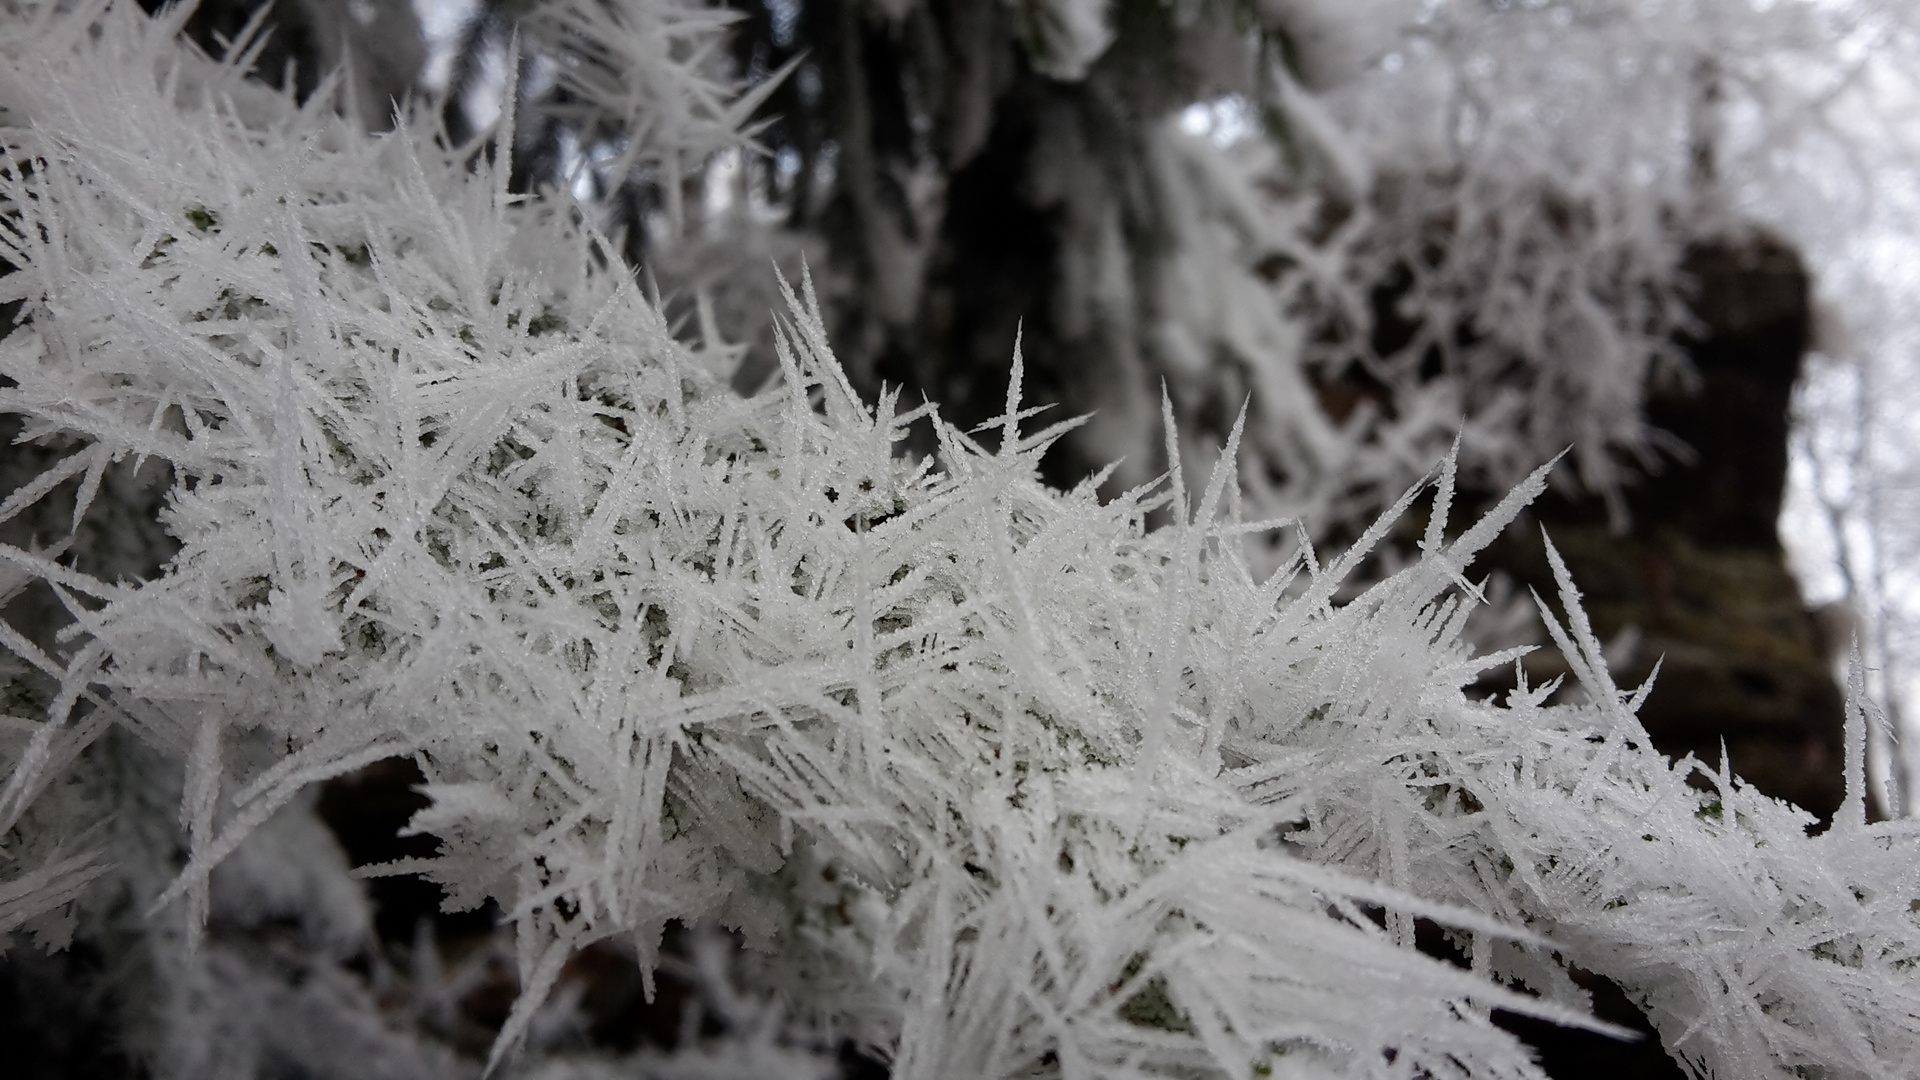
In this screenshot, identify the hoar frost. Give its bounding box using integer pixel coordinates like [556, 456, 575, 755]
[0, 3, 1917, 1079]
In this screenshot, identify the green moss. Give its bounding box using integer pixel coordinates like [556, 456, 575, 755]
[1115, 954, 1193, 1033]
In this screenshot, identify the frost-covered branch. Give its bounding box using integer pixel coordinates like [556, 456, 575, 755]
[0, 4, 1916, 1079]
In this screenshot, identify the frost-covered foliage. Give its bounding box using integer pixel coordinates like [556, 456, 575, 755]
[846, 0, 1905, 532]
[514, 0, 783, 226]
[1301, 0, 1908, 510]
[1011, 0, 1116, 80]
[2, 2, 1919, 1079]
[1126, 0, 1892, 527]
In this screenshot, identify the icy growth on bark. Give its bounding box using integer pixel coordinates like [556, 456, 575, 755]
[1, 3, 1918, 1078]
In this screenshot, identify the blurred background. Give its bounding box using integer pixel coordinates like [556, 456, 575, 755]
[13, 1, 1920, 1076]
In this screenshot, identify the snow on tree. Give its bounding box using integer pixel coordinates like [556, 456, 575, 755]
[0, 2, 1917, 1079]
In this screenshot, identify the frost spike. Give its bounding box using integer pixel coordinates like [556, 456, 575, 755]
[1840, 635, 1870, 832]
